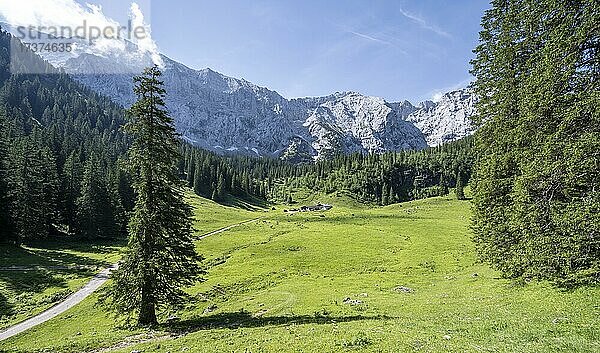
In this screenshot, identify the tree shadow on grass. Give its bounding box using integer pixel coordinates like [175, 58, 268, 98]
[0, 269, 68, 293]
[0, 240, 122, 269]
[0, 242, 117, 295]
[22, 248, 110, 268]
[220, 194, 270, 211]
[166, 311, 392, 334]
[25, 237, 127, 257]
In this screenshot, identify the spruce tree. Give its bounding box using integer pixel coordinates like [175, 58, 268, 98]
[439, 173, 449, 196]
[109, 66, 202, 325]
[193, 164, 202, 196]
[388, 185, 396, 203]
[39, 146, 60, 231]
[78, 165, 125, 240]
[117, 167, 135, 212]
[186, 154, 195, 187]
[77, 154, 104, 239]
[0, 116, 12, 242]
[471, 0, 600, 284]
[62, 151, 82, 233]
[216, 173, 226, 200]
[8, 140, 55, 243]
[106, 169, 126, 237]
[381, 184, 390, 205]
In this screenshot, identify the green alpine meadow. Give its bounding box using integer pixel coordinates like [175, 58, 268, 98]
[0, 0, 598, 352]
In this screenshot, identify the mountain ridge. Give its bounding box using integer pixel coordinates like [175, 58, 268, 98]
[3, 24, 476, 159]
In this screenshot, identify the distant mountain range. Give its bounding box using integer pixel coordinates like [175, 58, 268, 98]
[5, 25, 476, 159]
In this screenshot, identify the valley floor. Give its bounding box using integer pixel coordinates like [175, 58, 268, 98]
[1, 194, 599, 352]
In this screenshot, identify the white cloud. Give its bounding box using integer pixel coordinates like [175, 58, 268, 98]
[0, 0, 163, 66]
[429, 78, 472, 102]
[432, 92, 444, 102]
[398, 6, 452, 39]
[129, 3, 163, 67]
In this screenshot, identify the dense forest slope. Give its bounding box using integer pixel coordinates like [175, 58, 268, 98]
[0, 30, 132, 244]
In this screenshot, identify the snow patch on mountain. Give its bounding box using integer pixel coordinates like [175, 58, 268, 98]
[4, 24, 475, 157]
[406, 89, 477, 146]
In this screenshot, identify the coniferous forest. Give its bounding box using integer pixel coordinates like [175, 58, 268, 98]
[0, 30, 131, 245]
[179, 137, 473, 205]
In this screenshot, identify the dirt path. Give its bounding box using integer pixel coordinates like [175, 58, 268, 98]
[197, 217, 262, 240]
[0, 218, 263, 342]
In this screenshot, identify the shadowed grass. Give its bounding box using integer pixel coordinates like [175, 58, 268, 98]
[167, 311, 390, 333]
[0, 238, 125, 331]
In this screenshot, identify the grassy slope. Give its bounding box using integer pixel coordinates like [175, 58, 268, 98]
[2, 195, 599, 352]
[0, 239, 124, 331]
[0, 193, 259, 335]
[186, 192, 264, 235]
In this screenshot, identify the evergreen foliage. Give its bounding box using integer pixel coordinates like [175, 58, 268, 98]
[0, 114, 11, 241]
[108, 66, 202, 326]
[0, 29, 131, 243]
[455, 170, 465, 200]
[471, 0, 600, 285]
[76, 153, 124, 239]
[180, 136, 474, 205]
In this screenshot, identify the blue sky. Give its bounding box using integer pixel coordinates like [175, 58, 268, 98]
[67, 1, 490, 102]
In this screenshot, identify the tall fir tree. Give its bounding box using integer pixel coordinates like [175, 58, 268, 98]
[109, 66, 202, 325]
[471, 0, 600, 284]
[76, 154, 103, 238]
[62, 151, 82, 234]
[106, 168, 127, 236]
[193, 163, 202, 196]
[39, 146, 60, 230]
[76, 154, 123, 239]
[455, 170, 465, 200]
[381, 184, 390, 205]
[7, 141, 52, 243]
[0, 114, 12, 242]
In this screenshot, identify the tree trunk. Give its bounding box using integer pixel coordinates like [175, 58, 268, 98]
[138, 284, 157, 326]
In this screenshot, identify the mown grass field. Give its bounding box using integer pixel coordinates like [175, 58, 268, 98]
[1, 193, 599, 352]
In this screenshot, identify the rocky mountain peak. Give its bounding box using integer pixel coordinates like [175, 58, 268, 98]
[406, 88, 477, 146]
[5, 24, 476, 159]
